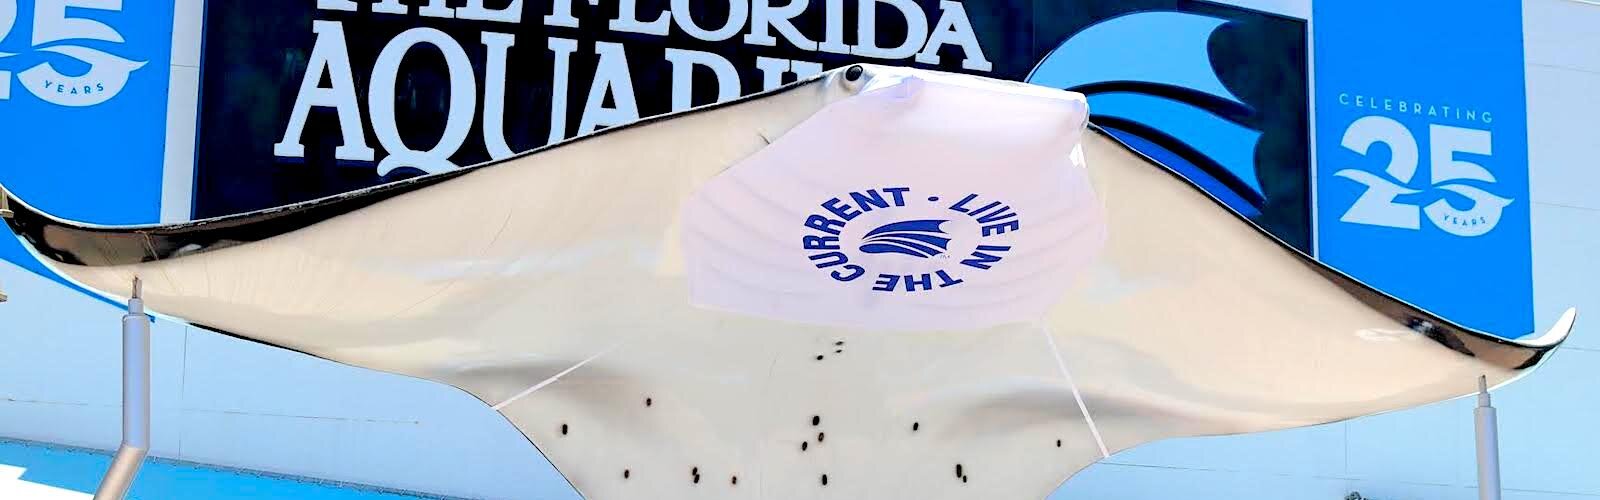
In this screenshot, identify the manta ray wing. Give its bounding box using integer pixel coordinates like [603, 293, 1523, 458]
[0, 65, 1572, 500]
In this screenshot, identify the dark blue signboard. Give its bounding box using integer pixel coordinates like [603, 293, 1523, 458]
[192, 0, 1314, 251]
[1314, 0, 1533, 335]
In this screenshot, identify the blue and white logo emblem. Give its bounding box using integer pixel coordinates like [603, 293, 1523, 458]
[858, 219, 951, 258]
[800, 186, 1020, 294]
[1027, 11, 1266, 216]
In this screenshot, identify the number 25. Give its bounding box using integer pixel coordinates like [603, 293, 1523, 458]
[1338, 115, 1493, 230]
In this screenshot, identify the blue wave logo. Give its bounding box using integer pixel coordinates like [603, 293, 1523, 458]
[1027, 11, 1268, 216]
[858, 219, 951, 258]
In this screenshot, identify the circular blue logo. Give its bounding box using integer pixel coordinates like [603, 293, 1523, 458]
[800, 186, 1021, 293]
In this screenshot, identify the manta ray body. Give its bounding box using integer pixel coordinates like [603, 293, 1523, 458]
[1, 66, 1573, 499]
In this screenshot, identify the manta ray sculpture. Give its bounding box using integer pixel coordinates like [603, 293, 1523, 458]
[0, 65, 1574, 499]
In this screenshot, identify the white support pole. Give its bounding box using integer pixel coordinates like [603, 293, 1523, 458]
[1475, 375, 1502, 500]
[93, 278, 150, 500]
[0, 187, 10, 303]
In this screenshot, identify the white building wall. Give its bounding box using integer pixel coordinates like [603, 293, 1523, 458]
[0, 264, 572, 499]
[0, 1, 1594, 499]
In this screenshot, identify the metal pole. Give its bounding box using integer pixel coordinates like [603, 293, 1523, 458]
[93, 278, 150, 500]
[1, 187, 11, 303]
[1475, 375, 1502, 500]
[0, 184, 13, 219]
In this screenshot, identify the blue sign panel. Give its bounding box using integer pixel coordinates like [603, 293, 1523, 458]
[0, 0, 173, 278]
[1313, 0, 1532, 335]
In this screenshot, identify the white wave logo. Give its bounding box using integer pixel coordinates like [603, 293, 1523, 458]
[0, 0, 147, 107]
[1334, 116, 1512, 237]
